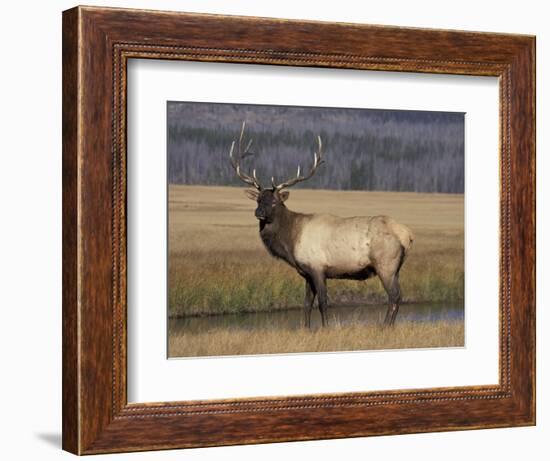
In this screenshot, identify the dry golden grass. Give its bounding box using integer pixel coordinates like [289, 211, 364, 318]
[168, 320, 464, 357]
[169, 185, 464, 317]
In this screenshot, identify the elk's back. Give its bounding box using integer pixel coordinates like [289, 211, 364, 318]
[293, 214, 412, 276]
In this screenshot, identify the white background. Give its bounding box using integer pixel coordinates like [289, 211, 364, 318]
[0, 1, 546, 460]
[128, 60, 499, 402]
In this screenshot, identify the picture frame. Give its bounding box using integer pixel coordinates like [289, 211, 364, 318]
[62, 5, 535, 455]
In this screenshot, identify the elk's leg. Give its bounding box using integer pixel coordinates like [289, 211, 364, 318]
[311, 272, 329, 327]
[303, 277, 316, 329]
[379, 272, 401, 327]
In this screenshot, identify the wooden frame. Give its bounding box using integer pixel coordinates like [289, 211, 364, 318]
[62, 5, 535, 455]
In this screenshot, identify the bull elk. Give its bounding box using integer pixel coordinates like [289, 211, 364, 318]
[229, 122, 414, 328]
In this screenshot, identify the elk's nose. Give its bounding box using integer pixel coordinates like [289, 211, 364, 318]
[255, 208, 266, 219]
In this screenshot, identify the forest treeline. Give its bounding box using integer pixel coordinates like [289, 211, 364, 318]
[167, 102, 464, 193]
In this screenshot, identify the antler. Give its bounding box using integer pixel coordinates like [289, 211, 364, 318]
[229, 121, 262, 190]
[272, 136, 324, 190]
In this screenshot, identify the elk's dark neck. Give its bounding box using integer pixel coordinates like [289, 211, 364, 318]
[259, 205, 301, 267]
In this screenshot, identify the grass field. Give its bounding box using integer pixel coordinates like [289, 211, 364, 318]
[168, 185, 464, 318]
[168, 320, 464, 357]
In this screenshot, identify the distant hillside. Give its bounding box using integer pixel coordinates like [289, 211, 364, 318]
[167, 101, 464, 193]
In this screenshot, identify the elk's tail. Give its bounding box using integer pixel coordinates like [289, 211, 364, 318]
[390, 221, 414, 255]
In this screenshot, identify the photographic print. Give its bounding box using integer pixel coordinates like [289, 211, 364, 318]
[167, 101, 465, 358]
[62, 8, 536, 452]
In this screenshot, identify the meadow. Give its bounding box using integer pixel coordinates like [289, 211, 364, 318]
[167, 185, 464, 357]
[168, 320, 464, 358]
[168, 185, 464, 316]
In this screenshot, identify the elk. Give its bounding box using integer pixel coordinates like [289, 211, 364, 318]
[229, 122, 413, 328]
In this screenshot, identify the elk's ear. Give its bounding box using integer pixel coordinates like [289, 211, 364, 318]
[278, 190, 290, 202]
[244, 189, 259, 201]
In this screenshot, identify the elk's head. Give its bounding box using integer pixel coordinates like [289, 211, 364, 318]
[245, 188, 289, 223]
[229, 122, 324, 224]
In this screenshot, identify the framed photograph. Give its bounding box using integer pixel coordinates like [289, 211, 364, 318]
[62, 6, 535, 455]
